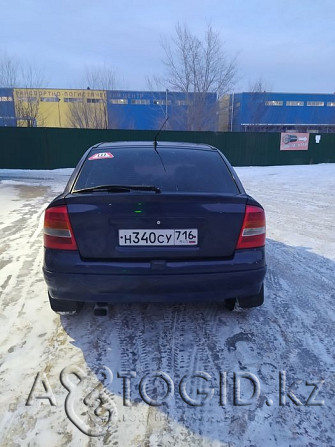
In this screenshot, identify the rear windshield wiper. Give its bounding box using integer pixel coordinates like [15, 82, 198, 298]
[72, 184, 161, 194]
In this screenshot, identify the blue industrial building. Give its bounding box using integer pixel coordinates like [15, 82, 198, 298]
[2, 87, 335, 132]
[0, 88, 218, 131]
[0, 88, 16, 126]
[230, 92, 335, 132]
[107, 90, 218, 131]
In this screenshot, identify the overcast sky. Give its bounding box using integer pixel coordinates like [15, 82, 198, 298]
[1, 0, 334, 93]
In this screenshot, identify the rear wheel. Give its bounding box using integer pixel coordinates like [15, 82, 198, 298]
[48, 293, 83, 315]
[238, 284, 264, 308]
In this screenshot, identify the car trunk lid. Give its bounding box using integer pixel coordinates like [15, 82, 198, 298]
[65, 192, 247, 259]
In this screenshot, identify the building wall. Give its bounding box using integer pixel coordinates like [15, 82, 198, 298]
[13, 89, 106, 128]
[3, 89, 335, 132]
[107, 90, 218, 131]
[232, 92, 335, 132]
[0, 88, 16, 126]
[1, 88, 218, 131]
[107, 90, 173, 130]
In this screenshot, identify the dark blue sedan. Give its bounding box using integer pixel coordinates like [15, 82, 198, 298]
[43, 141, 266, 315]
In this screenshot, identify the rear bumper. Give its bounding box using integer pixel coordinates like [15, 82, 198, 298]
[43, 248, 266, 303]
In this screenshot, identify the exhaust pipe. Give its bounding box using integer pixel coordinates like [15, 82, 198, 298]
[94, 302, 108, 316]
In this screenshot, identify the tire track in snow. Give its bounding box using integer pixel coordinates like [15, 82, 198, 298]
[2, 167, 335, 446]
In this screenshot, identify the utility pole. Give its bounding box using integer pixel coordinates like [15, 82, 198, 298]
[230, 92, 234, 132]
[165, 89, 168, 120]
[56, 96, 62, 127]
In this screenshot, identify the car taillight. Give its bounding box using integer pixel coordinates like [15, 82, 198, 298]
[44, 206, 78, 250]
[236, 205, 266, 249]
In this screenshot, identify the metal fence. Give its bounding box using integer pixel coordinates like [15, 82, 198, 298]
[0, 127, 334, 169]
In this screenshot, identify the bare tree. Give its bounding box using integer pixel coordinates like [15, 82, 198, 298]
[160, 23, 237, 130]
[0, 53, 49, 126]
[85, 64, 118, 91]
[15, 63, 47, 127]
[66, 91, 109, 129]
[248, 77, 272, 93]
[68, 64, 120, 129]
[0, 53, 19, 87]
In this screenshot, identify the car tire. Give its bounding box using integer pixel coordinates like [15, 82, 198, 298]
[48, 293, 83, 315]
[238, 284, 264, 308]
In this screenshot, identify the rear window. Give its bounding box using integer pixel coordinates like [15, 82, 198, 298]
[73, 147, 239, 194]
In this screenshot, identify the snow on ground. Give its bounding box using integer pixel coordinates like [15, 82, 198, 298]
[0, 165, 334, 447]
[236, 164, 335, 261]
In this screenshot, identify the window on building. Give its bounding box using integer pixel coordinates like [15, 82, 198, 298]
[87, 98, 104, 103]
[17, 97, 37, 102]
[110, 99, 128, 104]
[153, 100, 172, 105]
[131, 99, 150, 105]
[286, 101, 304, 106]
[327, 102, 335, 107]
[265, 101, 283, 106]
[64, 98, 82, 103]
[176, 100, 187, 106]
[307, 101, 324, 106]
[40, 97, 60, 102]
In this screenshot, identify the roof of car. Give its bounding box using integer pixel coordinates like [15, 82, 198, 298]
[91, 141, 216, 151]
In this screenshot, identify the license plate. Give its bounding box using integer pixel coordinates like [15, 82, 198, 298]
[119, 229, 198, 246]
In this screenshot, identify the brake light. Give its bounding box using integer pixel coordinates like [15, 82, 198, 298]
[44, 206, 78, 250]
[236, 205, 266, 249]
